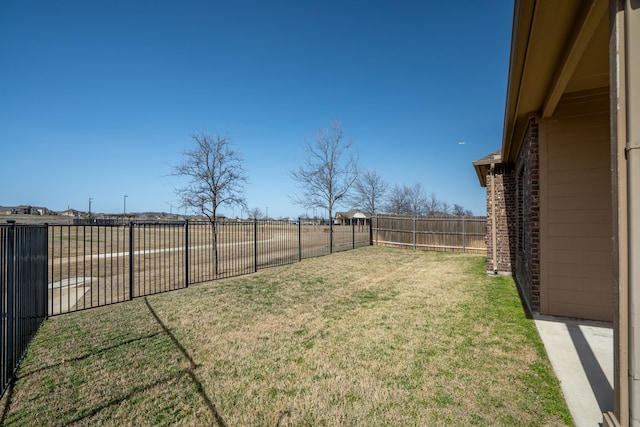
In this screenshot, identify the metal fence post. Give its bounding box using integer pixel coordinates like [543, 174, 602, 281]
[44, 225, 49, 319]
[352, 220, 355, 249]
[298, 218, 302, 262]
[6, 221, 16, 387]
[329, 218, 333, 254]
[184, 220, 189, 287]
[128, 222, 134, 300]
[254, 218, 258, 272]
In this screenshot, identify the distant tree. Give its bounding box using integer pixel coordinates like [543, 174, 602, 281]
[385, 183, 427, 216]
[406, 182, 427, 216]
[172, 132, 247, 274]
[350, 169, 388, 215]
[425, 192, 441, 216]
[383, 186, 472, 217]
[452, 204, 473, 216]
[440, 201, 451, 216]
[291, 120, 358, 221]
[385, 184, 410, 215]
[249, 207, 263, 220]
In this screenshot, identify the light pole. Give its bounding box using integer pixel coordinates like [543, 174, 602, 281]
[124, 195, 128, 216]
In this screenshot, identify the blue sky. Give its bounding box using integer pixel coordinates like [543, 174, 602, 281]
[0, 1, 513, 218]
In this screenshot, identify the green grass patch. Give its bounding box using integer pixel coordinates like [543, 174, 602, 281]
[1, 247, 573, 426]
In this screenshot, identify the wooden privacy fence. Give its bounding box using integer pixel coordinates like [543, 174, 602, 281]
[372, 215, 487, 254]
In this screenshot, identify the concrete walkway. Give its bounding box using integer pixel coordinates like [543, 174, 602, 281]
[534, 315, 614, 427]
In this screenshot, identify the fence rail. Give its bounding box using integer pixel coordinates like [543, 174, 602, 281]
[1, 222, 48, 399]
[48, 219, 371, 316]
[372, 215, 486, 254]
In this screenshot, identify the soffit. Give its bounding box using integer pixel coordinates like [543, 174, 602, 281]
[472, 150, 502, 187]
[502, 0, 609, 163]
[564, 13, 609, 94]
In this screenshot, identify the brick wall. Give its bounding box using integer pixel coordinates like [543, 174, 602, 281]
[485, 164, 516, 273]
[514, 118, 540, 313]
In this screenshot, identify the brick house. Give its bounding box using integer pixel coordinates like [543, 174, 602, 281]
[473, 1, 638, 425]
[472, 150, 516, 276]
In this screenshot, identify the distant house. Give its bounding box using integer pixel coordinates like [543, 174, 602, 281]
[473, 1, 638, 424]
[334, 209, 369, 226]
[10, 205, 48, 215]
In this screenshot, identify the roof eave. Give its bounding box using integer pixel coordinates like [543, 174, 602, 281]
[472, 151, 503, 187]
[501, 0, 607, 164]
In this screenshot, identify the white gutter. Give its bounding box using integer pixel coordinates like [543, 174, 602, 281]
[626, 1, 640, 425]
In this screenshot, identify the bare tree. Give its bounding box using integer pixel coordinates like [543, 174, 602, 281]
[350, 169, 388, 215]
[406, 182, 427, 216]
[424, 192, 441, 216]
[385, 185, 408, 215]
[383, 185, 472, 217]
[249, 207, 263, 220]
[291, 120, 358, 220]
[440, 201, 451, 216]
[452, 204, 473, 216]
[172, 132, 247, 274]
[385, 183, 427, 216]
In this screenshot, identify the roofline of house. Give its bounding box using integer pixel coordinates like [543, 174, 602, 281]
[501, 0, 607, 164]
[472, 151, 503, 187]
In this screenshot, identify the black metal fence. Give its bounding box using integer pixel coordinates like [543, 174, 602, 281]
[1, 214, 486, 400]
[1, 222, 48, 399]
[372, 215, 487, 254]
[48, 219, 371, 316]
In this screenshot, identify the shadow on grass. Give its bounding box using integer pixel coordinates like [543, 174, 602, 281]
[61, 369, 195, 424]
[0, 381, 15, 425]
[2, 300, 228, 426]
[0, 331, 163, 425]
[13, 332, 164, 380]
[144, 297, 227, 427]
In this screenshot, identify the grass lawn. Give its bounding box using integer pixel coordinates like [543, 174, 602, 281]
[0, 247, 572, 426]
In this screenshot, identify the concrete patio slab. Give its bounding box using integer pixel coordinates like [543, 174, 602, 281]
[534, 315, 613, 427]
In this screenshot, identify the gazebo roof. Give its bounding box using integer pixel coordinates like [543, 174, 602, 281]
[336, 209, 369, 219]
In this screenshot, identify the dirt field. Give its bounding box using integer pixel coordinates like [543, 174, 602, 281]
[47, 222, 369, 315]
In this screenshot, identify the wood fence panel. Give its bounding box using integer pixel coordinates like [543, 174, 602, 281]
[373, 215, 486, 254]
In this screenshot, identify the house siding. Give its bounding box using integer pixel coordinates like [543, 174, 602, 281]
[539, 109, 612, 321]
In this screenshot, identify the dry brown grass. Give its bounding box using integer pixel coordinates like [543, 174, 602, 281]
[1, 247, 571, 426]
[47, 223, 368, 314]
